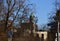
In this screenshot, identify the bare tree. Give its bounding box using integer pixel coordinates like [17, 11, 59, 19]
[0, 0, 35, 30]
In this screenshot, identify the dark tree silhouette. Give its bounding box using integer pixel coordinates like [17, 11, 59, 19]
[0, 0, 35, 31]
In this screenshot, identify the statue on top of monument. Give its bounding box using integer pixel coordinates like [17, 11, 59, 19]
[30, 12, 34, 23]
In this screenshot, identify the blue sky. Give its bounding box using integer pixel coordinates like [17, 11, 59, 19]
[29, 0, 56, 27]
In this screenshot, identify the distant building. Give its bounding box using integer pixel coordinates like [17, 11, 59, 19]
[36, 31, 48, 41]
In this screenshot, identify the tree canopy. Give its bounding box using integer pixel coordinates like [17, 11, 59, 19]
[0, 0, 37, 30]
